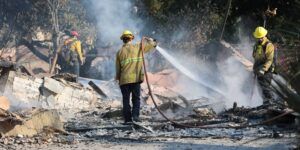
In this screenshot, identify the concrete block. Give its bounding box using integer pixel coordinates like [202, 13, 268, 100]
[2, 71, 97, 109]
[12, 77, 42, 107]
[43, 77, 65, 94]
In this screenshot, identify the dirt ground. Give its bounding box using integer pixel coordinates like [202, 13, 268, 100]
[1, 136, 298, 150]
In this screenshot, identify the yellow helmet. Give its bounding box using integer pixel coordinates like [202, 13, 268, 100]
[253, 26, 268, 38]
[120, 30, 134, 40]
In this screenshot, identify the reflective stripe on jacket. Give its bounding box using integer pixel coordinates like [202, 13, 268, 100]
[252, 38, 275, 72]
[115, 41, 155, 85]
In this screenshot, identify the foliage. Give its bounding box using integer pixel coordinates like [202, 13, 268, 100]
[0, 0, 96, 52]
[0, 0, 49, 47]
[138, 0, 226, 51]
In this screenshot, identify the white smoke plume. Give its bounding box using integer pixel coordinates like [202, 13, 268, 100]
[217, 56, 262, 108]
[86, 0, 143, 80]
[156, 41, 263, 110]
[89, 0, 142, 44]
[86, 0, 263, 110]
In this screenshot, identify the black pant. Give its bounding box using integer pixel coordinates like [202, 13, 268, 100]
[71, 60, 80, 82]
[120, 83, 141, 122]
[257, 71, 274, 104]
[63, 58, 80, 82]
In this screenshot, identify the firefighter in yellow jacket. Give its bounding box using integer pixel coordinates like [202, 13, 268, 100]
[115, 30, 157, 124]
[252, 26, 275, 105]
[63, 31, 85, 82]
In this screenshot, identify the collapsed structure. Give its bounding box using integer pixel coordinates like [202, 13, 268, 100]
[0, 40, 299, 148]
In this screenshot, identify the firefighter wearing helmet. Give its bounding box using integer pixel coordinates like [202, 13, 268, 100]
[252, 26, 275, 106]
[115, 30, 157, 124]
[62, 30, 85, 82]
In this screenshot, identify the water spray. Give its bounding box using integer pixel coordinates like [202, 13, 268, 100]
[141, 37, 294, 129]
[156, 46, 226, 97]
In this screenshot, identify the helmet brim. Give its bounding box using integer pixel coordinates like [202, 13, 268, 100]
[120, 34, 134, 40]
[253, 32, 267, 39]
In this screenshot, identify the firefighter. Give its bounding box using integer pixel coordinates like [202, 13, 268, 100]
[115, 30, 157, 124]
[252, 26, 275, 106]
[63, 31, 85, 82]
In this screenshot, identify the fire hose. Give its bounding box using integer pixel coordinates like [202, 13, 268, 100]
[140, 37, 294, 129]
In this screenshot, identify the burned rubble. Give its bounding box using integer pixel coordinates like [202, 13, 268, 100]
[0, 48, 299, 149]
[1, 0, 300, 149]
[0, 35, 298, 150]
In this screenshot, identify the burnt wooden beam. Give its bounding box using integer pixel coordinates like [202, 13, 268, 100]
[88, 81, 108, 98]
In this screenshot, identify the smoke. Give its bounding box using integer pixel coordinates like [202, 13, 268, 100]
[156, 46, 224, 96]
[86, 0, 263, 109]
[155, 40, 263, 110]
[86, 0, 143, 80]
[89, 0, 142, 44]
[236, 26, 255, 60]
[217, 56, 262, 108]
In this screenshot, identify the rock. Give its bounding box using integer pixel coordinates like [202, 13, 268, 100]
[107, 100, 121, 108]
[0, 108, 24, 126]
[3, 138, 9, 145]
[17, 134, 23, 138]
[0, 47, 16, 61]
[193, 108, 216, 119]
[0, 96, 10, 110]
[0, 109, 64, 137]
